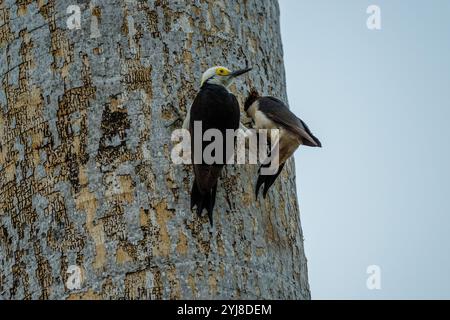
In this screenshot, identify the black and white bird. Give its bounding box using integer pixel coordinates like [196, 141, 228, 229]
[184, 66, 251, 225]
[244, 89, 322, 199]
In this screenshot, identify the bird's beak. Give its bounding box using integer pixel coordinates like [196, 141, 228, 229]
[230, 67, 252, 77]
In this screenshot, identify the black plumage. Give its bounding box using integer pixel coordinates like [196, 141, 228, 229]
[189, 83, 240, 225]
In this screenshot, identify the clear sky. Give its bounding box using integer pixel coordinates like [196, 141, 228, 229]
[279, 0, 450, 299]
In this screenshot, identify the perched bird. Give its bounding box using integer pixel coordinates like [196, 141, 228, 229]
[188, 66, 251, 225]
[244, 89, 322, 199]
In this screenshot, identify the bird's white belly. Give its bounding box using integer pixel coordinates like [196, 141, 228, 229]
[278, 129, 301, 165]
[254, 110, 278, 130]
[253, 110, 301, 165]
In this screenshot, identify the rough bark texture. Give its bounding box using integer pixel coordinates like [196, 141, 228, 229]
[0, 0, 310, 299]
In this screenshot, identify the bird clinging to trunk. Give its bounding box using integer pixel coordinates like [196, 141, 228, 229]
[187, 66, 251, 225]
[244, 89, 322, 199]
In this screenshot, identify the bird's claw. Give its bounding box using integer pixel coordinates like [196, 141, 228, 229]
[165, 117, 182, 128]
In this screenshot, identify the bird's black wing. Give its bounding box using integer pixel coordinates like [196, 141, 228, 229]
[258, 97, 322, 147]
[190, 84, 240, 165]
[188, 84, 240, 224]
[190, 84, 240, 133]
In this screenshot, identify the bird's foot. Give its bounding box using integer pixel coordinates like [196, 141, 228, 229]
[165, 117, 182, 128]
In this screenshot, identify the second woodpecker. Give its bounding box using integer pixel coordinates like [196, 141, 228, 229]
[186, 66, 251, 225]
[245, 89, 322, 199]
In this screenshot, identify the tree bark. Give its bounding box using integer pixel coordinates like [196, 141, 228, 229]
[0, 0, 310, 299]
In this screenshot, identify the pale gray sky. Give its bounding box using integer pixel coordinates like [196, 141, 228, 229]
[280, 0, 450, 299]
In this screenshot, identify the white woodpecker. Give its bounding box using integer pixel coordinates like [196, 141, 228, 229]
[244, 89, 322, 199]
[188, 66, 252, 225]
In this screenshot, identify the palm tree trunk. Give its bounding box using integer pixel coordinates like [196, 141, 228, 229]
[0, 0, 310, 299]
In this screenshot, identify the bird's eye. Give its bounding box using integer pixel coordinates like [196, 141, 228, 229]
[216, 68, 229, 76]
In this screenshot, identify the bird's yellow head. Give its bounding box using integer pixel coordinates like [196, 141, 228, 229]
[200, 66, 252, 88]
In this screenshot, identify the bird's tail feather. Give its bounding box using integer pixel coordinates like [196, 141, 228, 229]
[255, 163, 286, 199]
[191, 180, 217, 226]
